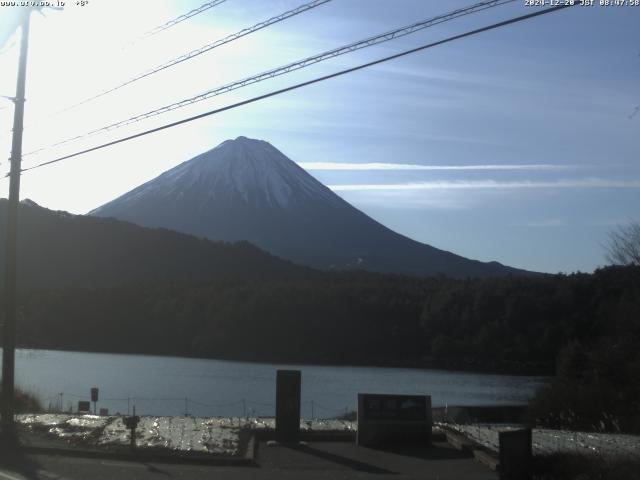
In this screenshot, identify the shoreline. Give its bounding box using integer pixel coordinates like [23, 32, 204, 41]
[14, 345, 552, 377]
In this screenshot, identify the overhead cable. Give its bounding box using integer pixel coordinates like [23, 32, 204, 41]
[15, 3, 577, 177]
[25, 0, 516, 157]
[141, 0, 228, 39]
[55, 0, 333, 116]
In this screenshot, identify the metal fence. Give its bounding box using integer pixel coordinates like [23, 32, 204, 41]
[44, 393, 353, 419]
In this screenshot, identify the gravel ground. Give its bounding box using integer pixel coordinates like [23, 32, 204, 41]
[447, 423, 640, 458]
[17, 413, 640, 466]
[16, 414, 356, 455]
[98, 416, 242, 454]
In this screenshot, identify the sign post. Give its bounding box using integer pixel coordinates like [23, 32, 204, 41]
[123, 406, 140, 452]
[275, 370, 301, 443]
[91, 387, 99, 415]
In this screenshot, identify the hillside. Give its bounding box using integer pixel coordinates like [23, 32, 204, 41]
[0, 199, 309, 291]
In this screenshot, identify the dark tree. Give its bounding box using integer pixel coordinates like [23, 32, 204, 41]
[605, 221, 640, 266]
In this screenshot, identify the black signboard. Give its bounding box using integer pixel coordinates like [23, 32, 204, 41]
[275, 369, 301, 442]
[362, 394, 427, 421]
[91, 387, 99, 402]
[78, 401, 91, 412]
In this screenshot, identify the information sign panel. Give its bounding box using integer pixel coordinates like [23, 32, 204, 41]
[357, 393, 432, 446]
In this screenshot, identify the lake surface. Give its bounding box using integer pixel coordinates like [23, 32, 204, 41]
[12, 349, 545, 418]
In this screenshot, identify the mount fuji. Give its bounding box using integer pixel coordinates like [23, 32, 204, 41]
[90, 136, 529, 278]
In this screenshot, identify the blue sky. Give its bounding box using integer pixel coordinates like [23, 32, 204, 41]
[0, 0, 638, 274]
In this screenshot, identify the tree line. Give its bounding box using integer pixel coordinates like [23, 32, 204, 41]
[11, 265, 639, 377]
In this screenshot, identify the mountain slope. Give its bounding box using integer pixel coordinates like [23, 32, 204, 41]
[0, 199, 308, 291]
[91, 136, 531, 278]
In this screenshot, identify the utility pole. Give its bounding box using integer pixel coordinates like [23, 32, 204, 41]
[1, 8, 32, 437]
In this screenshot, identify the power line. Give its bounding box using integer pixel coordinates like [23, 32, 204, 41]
[0, 1, 231, 141]
[0, 1, 229, 141]
[16, 3, 576, 177]
[24, 0, 515, 158]
[53, 0, 333, 117]
[141, 0, 228, 39]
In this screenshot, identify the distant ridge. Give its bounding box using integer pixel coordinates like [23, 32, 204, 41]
[0, 198, 308, 291]
[91, 136, 534, 278]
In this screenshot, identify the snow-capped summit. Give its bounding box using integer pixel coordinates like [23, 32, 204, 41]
[91, 137, 529, 278]
[136, 135, 340, 210]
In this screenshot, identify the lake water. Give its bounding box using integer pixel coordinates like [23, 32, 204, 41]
[12, 349, 545, 418]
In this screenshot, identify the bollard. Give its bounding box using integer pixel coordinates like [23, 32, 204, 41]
[499, 428, 532, 480]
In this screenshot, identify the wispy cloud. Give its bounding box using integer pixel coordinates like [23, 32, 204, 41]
[299, 162, 576, 171]
[329, 179, 640, 191]
[513, 219, 568, 228]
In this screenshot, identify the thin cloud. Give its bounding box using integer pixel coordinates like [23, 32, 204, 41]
[299, 162, 576, 171]
[329, 179, 640, 191]
[513, 219, 568, 227]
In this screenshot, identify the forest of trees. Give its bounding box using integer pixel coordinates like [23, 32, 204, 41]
[12, 265, 640, 378]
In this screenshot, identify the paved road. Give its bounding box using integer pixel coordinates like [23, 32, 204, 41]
[0, 440, 497, 479]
